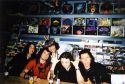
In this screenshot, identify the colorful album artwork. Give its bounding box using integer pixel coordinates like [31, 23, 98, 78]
[111, 26, 124, 37]
[87, 3, 99, 13]
[73, 26, 85, 35]
[38, 17, 50, 35]
[28, 25, 38, 34]
[112, 18, 125, 26]
[86, 18, 97, 26]
[74, 2, 86, 14]
[98, 26, 111, 36]
[98, 18, 111, 26]
[61, 18, 73, 34]
[50, 17, 61, 35]
[85, 26, 97, 35]
[74, 17, 86, 26]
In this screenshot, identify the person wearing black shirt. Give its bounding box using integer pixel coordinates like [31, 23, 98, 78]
[6, 42, 37, 76]
[75, 49, 111, 84]
[54, 52, 77, 83]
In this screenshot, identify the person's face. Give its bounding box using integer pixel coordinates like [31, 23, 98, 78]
[28, 44, 35, 55]
[80, 53, 91, 68]
[41, 50, 50, 61]
[61, 58, 70, 70]
[48, 45, 56, 53]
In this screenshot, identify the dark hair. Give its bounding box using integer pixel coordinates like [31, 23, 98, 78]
[22, 42, 36, 57]
[101, 1, 113, 11]
[79, 49, 95, 64]
[59, 52, 74, 61]
[36, 48, 51, 69]
[43, 39, 60, 50]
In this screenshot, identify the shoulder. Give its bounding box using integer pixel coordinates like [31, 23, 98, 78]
[93, 62, 106, 70]
[28, 59, 36, 64]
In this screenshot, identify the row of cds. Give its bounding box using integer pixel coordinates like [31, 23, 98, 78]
[18, 17, 125, 37]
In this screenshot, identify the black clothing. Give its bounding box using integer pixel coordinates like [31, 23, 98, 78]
[7, 53, 36, 76]
[54, 61, 77, 83]
[78, 62, 111, 83]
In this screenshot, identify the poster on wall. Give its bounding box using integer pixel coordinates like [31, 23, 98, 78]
[111, 26, 124, 37]
[61, 18, 73, 34]
[98, 18, 111, 26]
[74, 2, 86, 14]
[85, 26, 97, 35]
[86, 18, 97, 27]
[50, 17, 61, 35]
[62, 2, 73, 14]
[28, 25, 38, 34]
[74, 17, 86, 26]
[87, 3, 99, 14]
[98, 26, 111, 36]
[38, 17, 50, 35]
[73, 26, 85, 35]
[112, 18, 125, 26]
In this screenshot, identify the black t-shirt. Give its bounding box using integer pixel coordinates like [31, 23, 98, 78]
[78, 62, 111, 83]
[54, 61, 77, 83]
[7, 53, 36, 76]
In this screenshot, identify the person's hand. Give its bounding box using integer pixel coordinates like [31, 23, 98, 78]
[72, 58, 79, 69]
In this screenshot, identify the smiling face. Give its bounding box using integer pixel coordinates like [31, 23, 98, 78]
[61, 58, 70, 70]
[80, 53, 91, 69]
[28, 44, 35, 55]
[48, 44, 56, 53]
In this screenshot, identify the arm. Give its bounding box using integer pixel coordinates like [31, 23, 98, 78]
[20, 60, 34, 78]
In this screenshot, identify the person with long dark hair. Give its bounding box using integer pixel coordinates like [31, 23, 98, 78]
[7, 42, 37, 76]
[43, 39, 60, 71]
[75, 49, 111, 84]
[20, 48, 51, 80]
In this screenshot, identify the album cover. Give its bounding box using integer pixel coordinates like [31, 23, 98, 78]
[114, 3, 125, 14]
[85, 26, 97, 35]
[100, 1, 113, 14]
[74, 2, 86, 14]
[112, 18, 125, 26]
[28, 25, 38, 34]
[62, 2, 73, 14]
[98, 18, 111, 26]
[50, 17, 61, 35]
[87, 3, 99, 13]
[98, 26, 111, 36]
[61, 18, 73, 34]
[38, 17, 50, 35]
[73, 26, 85, 35]
[74, 17, 86, 26]
[111, 26, 124, 37]
[86, 18, 97, 26]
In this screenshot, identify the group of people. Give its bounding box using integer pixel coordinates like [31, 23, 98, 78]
[6, 39, 111, 84]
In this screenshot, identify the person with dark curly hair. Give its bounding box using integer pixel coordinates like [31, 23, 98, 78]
[75, 49, 111, 84]
[7, 42, 37, 76]
[20, 48, 51, 80]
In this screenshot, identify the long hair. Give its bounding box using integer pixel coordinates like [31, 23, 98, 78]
[79, 48, 95, 66]
[43, 39, 60, 50]
[36, 48, 51, 69]
[22, 42, 37, 58]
